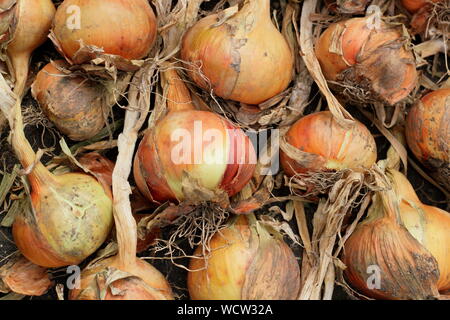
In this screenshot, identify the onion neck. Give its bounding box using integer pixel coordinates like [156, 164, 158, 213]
[11, 98, 54, 189]
[161, 66, 195, 113]
[240, 0, 271, 20]
[9, 52, 31, 98]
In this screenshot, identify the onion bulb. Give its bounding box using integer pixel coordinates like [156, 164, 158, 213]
[280, 111, 377, 176]
[188, 214, 300, 300]
[315, 16, 418, 106]
[342, 189, 440, 300]
[69, 255, 173, 300]
[0, 0, 55, 96]
[325, 0, 371, 14]
[0, 75, 113, 268]
[134, 66, 256, 204]
[31, 60, 108, 141]
[388, 169, 450, 292]
[52, 0, 157, 68]
[406, 88, 449, 191]
[181, 0, 293, 105]
[401, 0, 442, 13]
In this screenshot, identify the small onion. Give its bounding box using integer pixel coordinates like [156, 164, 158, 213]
[315, 16, 418, 106]
[280, 111, 377, 176]
[188, 214, 301, 300]
[405, 88, 449, 191]
[52, 0, 157, 68]
[31, 60, 108, 141]
[181, 0, 293, 105]
[134, 67, 256, 204]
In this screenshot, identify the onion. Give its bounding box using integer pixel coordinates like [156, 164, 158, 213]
[280, 111, 377, 176]
[133, 66, 256, 204]
[401, 0, 442, 13]
[342, 189, 440, 300]
[181, 0, 293, 105]
[188, 214, 300, 300]
[315, 16, 418, 106]
[52, 0, 157, 68]
[69, 255, 173, 300]
[31, 60, 109, 141]
[388, 169, 450, 292]
[0, 0, 55, 96]
[0, 75, 113, 268]
[405, 88, 449, 191]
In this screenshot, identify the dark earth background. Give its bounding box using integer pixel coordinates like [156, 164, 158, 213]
[0, 0, 448, 300]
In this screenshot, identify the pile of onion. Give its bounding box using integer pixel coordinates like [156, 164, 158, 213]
[181, 0, 293, 105]
[406, 88, 449, 191]
[51, 0, 157, 70]
[0, 0, 55, 97]
[342, 187, 441, 300]
[134, 66, 257, 204]
[188, 214, 301, 300]
[315, 16, 418, 106]
[280, 111, 377, 177]
[31, 60, 111, 141]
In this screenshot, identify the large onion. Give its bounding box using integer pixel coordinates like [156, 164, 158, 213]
[342, 189, 440, 300]
[188, 214, 301, 300]
[181, 0, 293, 105]
[134, 66, 256, 204]
[52, 0, 157, 68]
[315, 16, 418, 106]
[280, 111, 377, 176]
[388, 169, 450, 292]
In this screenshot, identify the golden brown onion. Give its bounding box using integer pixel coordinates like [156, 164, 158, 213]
[388, 169, 450, 292]
[280, 111, 377, 176]
[315, 16, 418, 106]
[52, 0, 157, 68]
[181, 0, 293, 105]
[188, 214, 300, 300]
[0, 0, 55, 96]
[342, 190, 440, 300]
[406, 88, 449, 190]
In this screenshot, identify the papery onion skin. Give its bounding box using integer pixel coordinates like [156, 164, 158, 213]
[181, 0, 293, 105]
[280, 111, 377, 176]
[69, 256, 174, 300]
[13, 172, 114, 268]
[406, 88, 449, 190]
[31, 60, 106, 141]
[315, 17, 418, 106]
[389, 169, 450, 292]
[342, 191, 440, 300]
[188, 215, 301, 300]
[52, 0, 157, 65]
